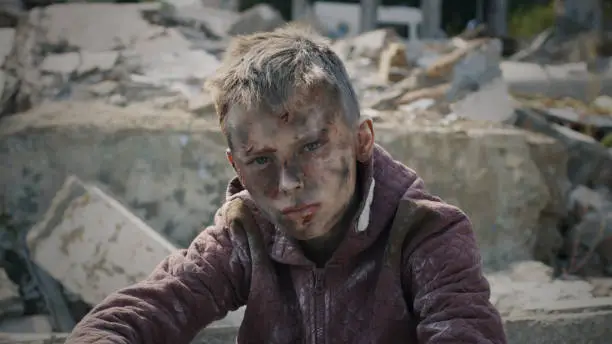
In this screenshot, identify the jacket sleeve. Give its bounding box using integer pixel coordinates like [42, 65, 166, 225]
[405, 208, 507, 344]
[65, 200, 252, 344]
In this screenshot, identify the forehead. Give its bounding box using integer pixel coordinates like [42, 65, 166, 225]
[224, 87, 347, 148]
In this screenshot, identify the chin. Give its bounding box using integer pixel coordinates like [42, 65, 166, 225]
[294, 225, 332, 241]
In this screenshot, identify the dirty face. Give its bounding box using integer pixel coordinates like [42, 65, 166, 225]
[224, 87, 371, 241]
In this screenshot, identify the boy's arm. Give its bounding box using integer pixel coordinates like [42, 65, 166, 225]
[66, 200, 252, 344]
[404, 208, 507, 344]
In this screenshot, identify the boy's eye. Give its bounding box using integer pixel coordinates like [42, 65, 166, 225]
[251, 156, 270, 165]
[303, 141, 322, 152]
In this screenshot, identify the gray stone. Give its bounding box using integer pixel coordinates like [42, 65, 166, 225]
[505, 310, 612, 344]
[0, 28, 14, 65]
[87, 81, 118, 97]
[0, 101, 234, 247]
[26, 175, 179, 305]
[188, 93, 215, 116]
[334, 29, 402, 62]
[450, 77, 515, 123]
[569, 185, 609, 214]
[160, 2, 239, 39]
[0, 332, 69, 344]
[0, 316, 52, 333]
[39, 51, 119, 77]
[32, 3, 164, 52]
[501, 61, 612, 102]
[512, 108, 612, 187]
[132, 49, 219, 90]
[0, 269, 22, 318]
[447, 39, 503, 101]
[375, 124, 563, 270]
[227, 4, 285, 36]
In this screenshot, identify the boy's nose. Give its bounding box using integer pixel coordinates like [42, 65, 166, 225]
[278, 167, 302, 193]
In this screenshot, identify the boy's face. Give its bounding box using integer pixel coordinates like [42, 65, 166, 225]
[224, 88, 373, 241]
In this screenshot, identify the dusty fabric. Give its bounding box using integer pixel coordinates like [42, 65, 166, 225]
[66, 144, 506, 344]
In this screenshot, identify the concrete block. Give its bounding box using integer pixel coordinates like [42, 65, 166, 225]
[0, 332, 69, 344]
[26, 175, 178, 305]
[505, 310, 612, 344]
[376, 124, 562, 270]
[0, 101, 234, 247]
[0, 316, 53, 334]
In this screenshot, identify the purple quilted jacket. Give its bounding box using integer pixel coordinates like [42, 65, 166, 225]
[66, 145, 506, 344]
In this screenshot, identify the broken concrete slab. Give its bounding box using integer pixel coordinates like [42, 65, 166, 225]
[159, 2, 239, 39]
[569, 185, 609, 215]
[376, 124, 563, 270]
[450, 78, 515, 123]
[486, 261, 612, 343]
[504, 310, 612, 344]
[26, 175, 179, 305]
[512, 107, 612, 187]
[0, 269, 22, 318]
[378, 42, 411, 83]
[334, 29, 403, 62]
[31, 3, 164, 52]
[0, 316, 52, 334]
[131, 49, 219, 90]
[502, 61, 612, 102]
[227, 4, 285, 37]
[0, 332, 69, 344]
[0, 28, 15, 64]
[39, 52, 119, 76]
[0, 101, 234, 247]
[425, 38, 487, 79]
[446, 39, 503, 101]
[1, 2, 220, 114]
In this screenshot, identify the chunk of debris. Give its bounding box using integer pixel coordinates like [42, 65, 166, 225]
[378, 42, 411, 83]
[450, 78, 515, 122]
[512, 107, 612, 186]
[425, 38, 487, 78]
[227, 4, 285, 36]
[26, 175, 178, 305]
[569, 185, 609, 215]
[159, 1, 240, 39]
[0, 332, 69, 344]
[0, 269, 22, 318]
[87, 81, 118, 97]
[39, 52, 119, 76]
[446, 39, 503, 101]
[336, 28, 403, 62]
[486, 260, 595, 316]
[187, 93, 215, 116]
[0, 315, 52, 334]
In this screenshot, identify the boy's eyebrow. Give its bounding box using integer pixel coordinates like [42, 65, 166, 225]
[245, 145, 277, 156]
[297, 127, 329, 142]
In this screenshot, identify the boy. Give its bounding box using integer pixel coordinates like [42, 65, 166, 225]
[66, 27, 506, 343]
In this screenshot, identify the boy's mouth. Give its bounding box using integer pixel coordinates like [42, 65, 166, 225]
[281, 203, 321, 223]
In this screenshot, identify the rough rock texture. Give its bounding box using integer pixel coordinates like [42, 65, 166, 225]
[0, 101, 232, 247]
[26, 176, 179, 305]
[376, 123, 565, 270]
[0, 3, 220, 117]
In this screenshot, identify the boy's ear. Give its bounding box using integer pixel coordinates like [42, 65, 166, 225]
[355, 118, 374, 162]
[226, 149, 236, 170]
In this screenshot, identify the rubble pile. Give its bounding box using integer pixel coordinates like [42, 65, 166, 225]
[0, 2, 611, 343]
[0, 1, 285, 118]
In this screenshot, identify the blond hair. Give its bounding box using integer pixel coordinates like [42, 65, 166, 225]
[205, 25, 360, 128]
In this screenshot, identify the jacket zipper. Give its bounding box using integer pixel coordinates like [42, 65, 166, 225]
[313, 269, 325, 344]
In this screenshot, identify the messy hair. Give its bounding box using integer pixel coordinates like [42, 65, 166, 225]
[205, 25, 360, 129]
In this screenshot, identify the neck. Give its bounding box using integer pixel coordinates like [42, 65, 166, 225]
[299, 170, 363, 267]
